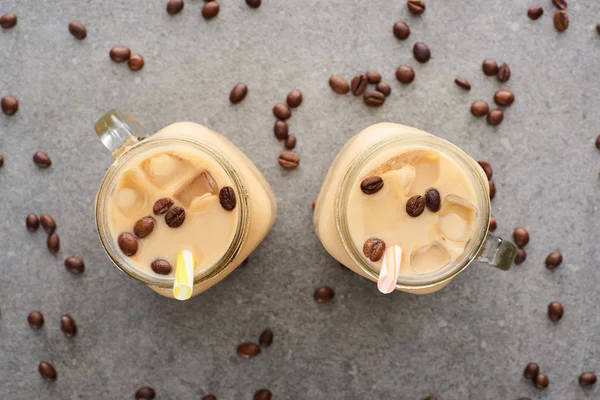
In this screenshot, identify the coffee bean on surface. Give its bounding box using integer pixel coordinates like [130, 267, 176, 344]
[151, 259, 172, 275]
[274, 120, 289, 140]
[376, 82, 391, 96]
[68, 21, 87, 39]
[488, 179, 496, 200]
[407, 0, 425, 14]
[285, 135, 296, 149]
[489, 217, 497, 232]
[482, 59, 499, 76]
[47, 233, 60, 254]
[366, 70, 382, 84]
[259, 329, 273, 347]
[497, 63, 511, 82]
[478, 160, 493, 180]
[237, 343, 261, 358]
[165, 206, 185, 228]
[552, 0, 567, 10]
[0, 13, 17, 29]
[1, 96, 18, 115]
[134, 216, 156, 238]
[515, 248, 527, 264]
[545, 251, 563, 269]
[360, 176, 384, 195]
[286, 89, 303, 108]
[201, 395, 217, 400]
[548, 301, 564, 321]
[219, 186, 237, 211]
[413, 42, 431, 63]
[278, 151, 300, 169]
[406, 195, 426, 217]
[597, 24, 600, 35]
[26, 214, 40, 232]
[363, 238, 386, 261]
[230, 83, 248, 104]
[423, 397, 438, 400]
[202, 1, 220, 19]
[254, 389, 272, 400]
[313, 286, 335, 303]
[524, 362, 540, 379]
[118, 232, 138, 256]
[487, 109, 504, 126]
[363, 90, 385, 107]
[40, 214, 56, 233]
[454, 77, 471, 90]
[33, 151, 52, 168]
[527, 6, 544, 20]
[273, 103, 291, 120]
[128, 54, 145, 71]
[471, 100, 489, 117]
[351, 74, 368, 96]
[153, 198, 174, 215]
[513, 227, 529, 247]
[579, 372, 597, 386]
[60, 314, 77, 337]
[393, 21, 410, 40]
[167, 0, 185, 15]
[535, 373, 549, 389]
[494, 90, 515, 106]
[28, 311, 44, 329]
[64, 256, 85, 274]
[135, 387, 156, 399]
[39, 361, 57, 382]
[109, 46, 131, 63]
[425, 188, 441, 212]
[596, 136, 600, 150]
[553, 10, 569, 31]
[0, 154, 3, 167]
[246, 0, 262, 8]
[329, 75, 350, 94]
[396, 65, 415, 84]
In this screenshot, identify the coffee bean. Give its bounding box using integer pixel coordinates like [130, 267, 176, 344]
[128, 54, 145, 71]
[273, 120, 289, 141]
[482, 59, 499, 76]
[278, 151, 300, 169]
[596, 135, 600, 150]
[167, 0, 185, 15]
[219, 186, 237, 211]
[40, 214, 56, 233]
[513, 227, 529, 247]
[515, 248, 527, 264]
[393, 21, 410, 40]
[285, 135, 296, 149]
[286, 89, 303, 108]
[518, 397, 531, 400]
[407, 0, 425, 15]
[471, 100, 489, 117]
[60, 314, 77, 337]
[47, 233, 60, 254]
[109, 46, 131, 63]
[363, 91, 385, 107]
[545, 251, 563, 269]
[413, 42, 431, 63]
[39, 361, 57, 382]
[202, 395, 217, 400]
[579, 372, 597, 386]
[273, 103, 291, 120]
[406, 195, 426, 217]
[165, 206, 186, 228]
[554, 10, 569, 31]
[202, 1, 220, 19]
[254, 389, 272, 400]
[376, 82, 391, 96]
[527, 6, 544, 20]
[135, 387, 156, 399]
[597, 24, 600, 35]
[118, 232, 138, 256]
[478, 160, 493, 180]
[0, 13, 17, 29]
[494, 89, 515, 106]
[26, 214, 40, 232]
[396, 65, 415, 84]
[423, 397, 438, 400]
[329, 75, 350, 94]
[134, 216, 156, 238]
[237, 343, 261, 358]
[535, 373, 549, 389]
[425, 188, 441, 212]
[366, 71, 382, 84]
[524, 362, 540, 379]
[259, 329, 273, 347]
[28, 311, 44, 329]
[454, 77, 471, 90]
[246, 0, 262, 8]
[151, 259, 172, 275]
[0, 154, 3, 167]
[68, 21, 87, 40]
[351, 74, 368, 96]
[489, 217, 497, 232]
[312, 200, 316, 211]
[153, 198, 174, 215]
[64, 256, 85, 274]
[1, 96, 19, 115]
[360, 176, 384, 195]
[33, 151, 52, 168]
[489, 179, 496, 200]
[487, 109, 504, 126]
[497, 63, 511, 82]
[313, 286, 335, 303]
[230, 83, 248, 104]
[548, 301, 564, 321]
[552, 0, 567, 10]
[363, 238, 386, 262]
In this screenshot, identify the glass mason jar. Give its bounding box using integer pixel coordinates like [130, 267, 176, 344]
[314, 123, 516, 294]
[94, 109, 277, 299]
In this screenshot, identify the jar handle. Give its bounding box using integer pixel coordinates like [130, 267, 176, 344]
[477, 233, 517, 271]
[94, 109, 149, 159]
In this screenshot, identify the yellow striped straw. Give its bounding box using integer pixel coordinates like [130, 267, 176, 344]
[173, 250, 195, 301]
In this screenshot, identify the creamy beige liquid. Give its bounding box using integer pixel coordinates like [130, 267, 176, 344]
[347, 147, 479, 275]
[108, 146, 239, 277]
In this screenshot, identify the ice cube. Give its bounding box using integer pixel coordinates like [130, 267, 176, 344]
[438, 194, 477, 241]
[189, 193, 219, 213]
[381, 165, 416, 197]
[410, 151, 441, 193]
[410, 242, 451, 274]
[174, 170, 219, 207]
[141, 153, 191, 188]
[114, 168, 149, 214]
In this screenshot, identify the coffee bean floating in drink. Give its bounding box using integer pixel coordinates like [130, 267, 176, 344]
[109, 46, 131, 63]
[0, 13, 17, 29]
[135, 387, 156, 399]
[407, 0, 425, 15]
[118, 232, 138, 256]
[363, 90, 385, 107]
[413, 42, 431, 63]
[406, 195, 426, 217]
[47, 233, 60, 254]
[513, 227, 529, 247]
[363, 238, 386, 262]
[360, 176, 384, 195]
[425, 188, 441, 212]
[254, 389, 272, 400]
[497, 63, 511, 82]
[219, 186, 237, 211]
[1, 96, 19, 115]
[396, 65, 415, 84]
[134, 216, 156, 238]
[548, 301, 564, 321]
[454, 77, 471, 91]
[579, 372, 597, 386]
[313, 286, 335, 303]
[514, 248, 527, 264]
[351, 74, 368, 96]
[153, 198, 174, 215]
[527, 6, 544, 20]
[487, 109, 504, 126]
[534, 373, 549, 389]
[393, 21, 410, 40]
[33, 151, 52, 168]
[165, 206, 186, 228]
[285, 135, 296, 150]
[202, 1, 220, 19]
[167, 0, 185, 15]
[151, 259, 172, 275]
[482, 59, 499, 76]
[28, 311, 45, 329]
[60, 314, 77, 337]
[329, 75, 350, 94]
[273, 103, 291, 120]
[230, 83, 248, 104]
[128, 54, 145, 71]
[40, 214, 57, 233]
[278, 151, 300, 169]
[68, 21, 87, 40]
[545, 251, 563, 269]
[26, 214, 40, 232]
[376, 82, 391, 97]
[237, 342, 261, 358]
[259, 329, 274, 347]
[38, 361, 57, 382]
[471, 100, 489, 117]
[64, 256, 85, 274]
[286, 89, 303, 108]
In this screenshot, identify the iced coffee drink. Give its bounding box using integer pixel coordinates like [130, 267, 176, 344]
[314, 123, 516, 295]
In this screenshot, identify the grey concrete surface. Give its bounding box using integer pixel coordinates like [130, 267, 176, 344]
[1, 0, 599, 399]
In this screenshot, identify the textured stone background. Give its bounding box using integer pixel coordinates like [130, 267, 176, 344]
[1, 0, 599, 399]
